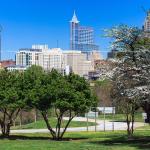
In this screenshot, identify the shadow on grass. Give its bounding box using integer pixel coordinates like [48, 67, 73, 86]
[89, 135, 150, 150]
[0, 135, 88, 141]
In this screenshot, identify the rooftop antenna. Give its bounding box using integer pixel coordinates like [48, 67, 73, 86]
[0, 25, 2, 61]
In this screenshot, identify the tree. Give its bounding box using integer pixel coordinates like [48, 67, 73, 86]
[111, 67, 141, 136]
[105, 25, 150, 136]
[25, 66, 97, 140]
[0, 70, 25, 137]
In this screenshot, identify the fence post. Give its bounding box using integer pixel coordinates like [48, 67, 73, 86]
[95, 109, 97, 132]
[104, 107, 105, 131]
[87, 113, 89, 132]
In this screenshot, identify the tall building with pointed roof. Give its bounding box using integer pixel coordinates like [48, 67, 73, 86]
[70, 11, 99, 57]
[71, 11, 79, 24]
[70, 11, 80, 50]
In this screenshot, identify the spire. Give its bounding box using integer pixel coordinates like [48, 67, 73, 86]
[70, 10, 79, 23]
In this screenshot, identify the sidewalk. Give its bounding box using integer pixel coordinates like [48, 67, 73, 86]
[7, 117, 145, 134]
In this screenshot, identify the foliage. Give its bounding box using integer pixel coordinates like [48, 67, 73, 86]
[0, 70, 25, 137]
[25, 66, 96, 140]
[106, 25, 150, 136]
[94, 79, 113, 106]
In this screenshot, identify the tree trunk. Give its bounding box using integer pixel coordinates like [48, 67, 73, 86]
[1, 123, 11, 137]
[0, 108, 21, 137]
[41, 112, 56, 139]
[126, 114, 133, 137]
[127, 119, 131, 136]
[60, 117, 73, 139]
[131, 106, 135, 135]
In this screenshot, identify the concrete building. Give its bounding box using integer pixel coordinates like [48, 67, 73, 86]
[16, 45, 94, 77]
[143, 9, 150, 38]
[144, 10, 150, 32]
[16, 46, 64, 71]
[39, 48, 65, 71]
[107, 49, 118, 59]
[0, 59, 15, 69]
[6, 65, 27, 72]
[64, 50, 94, 77]
[16, 47, 42, 67]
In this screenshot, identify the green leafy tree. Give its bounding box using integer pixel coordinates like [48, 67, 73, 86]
[0, 70, 25, 137]
[25, 66, 96, 140]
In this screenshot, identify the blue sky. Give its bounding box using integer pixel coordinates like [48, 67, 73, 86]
[0, 0, 150, 59]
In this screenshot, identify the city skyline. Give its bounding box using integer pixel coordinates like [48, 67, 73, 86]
[0, 0, 150, 60]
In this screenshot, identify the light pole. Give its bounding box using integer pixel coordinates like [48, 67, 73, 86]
[0, 25, 2, 61]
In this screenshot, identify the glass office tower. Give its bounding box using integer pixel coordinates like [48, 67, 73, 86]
[70, 11, 99, 55]
[70, 11, 80, 50]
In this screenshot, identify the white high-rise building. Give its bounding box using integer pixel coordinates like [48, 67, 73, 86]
[16, 48, 42, 67]
[39, 48, 64, 71]
[16, 45, 64, 71]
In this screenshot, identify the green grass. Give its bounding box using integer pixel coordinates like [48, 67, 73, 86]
[12, 117, 96, 130]
[99, 113, 144, 122]
[0, 130, 150, 150]
[136, 124, 150, 130]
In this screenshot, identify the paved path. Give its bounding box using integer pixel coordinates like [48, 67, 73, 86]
[8, 117, 145, 134]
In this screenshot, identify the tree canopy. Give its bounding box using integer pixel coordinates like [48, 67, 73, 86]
[105, 25, 150, 136]
[0, 70, 25, 137]
[24, 66, 97, 140]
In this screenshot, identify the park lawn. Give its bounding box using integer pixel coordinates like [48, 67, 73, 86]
[0, 130, 150, 150]
[99, 113, 144, 122]
[136, 124, 150, 130]
[12, 117, 96, 130]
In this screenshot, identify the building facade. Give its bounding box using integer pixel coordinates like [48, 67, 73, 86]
[144, 10, 150, 32]
[144, 9, 150, 38]
[38, 48, 64, 71]
[70, 11, 99, 56]
[107, 49, 118, 59]
[64, 50, 94, 76]
[0, 59, 15, 69]
[16, 48, 42, 67]
[16, 45, 94, 77]
[16, 45, 64, 71]
[6, 65, 27, 72]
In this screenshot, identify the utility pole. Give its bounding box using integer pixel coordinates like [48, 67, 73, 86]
[86, 112, 89, 132]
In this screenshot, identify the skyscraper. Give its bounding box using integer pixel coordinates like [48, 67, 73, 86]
[70, 11, 99, 55]
[70, 11, 80, 50]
